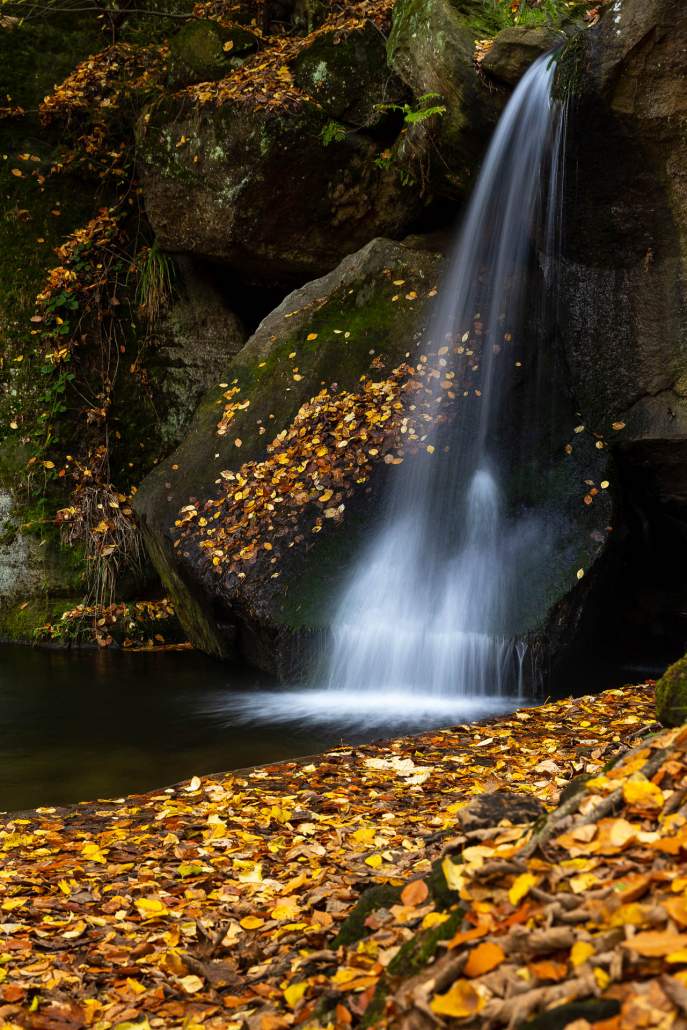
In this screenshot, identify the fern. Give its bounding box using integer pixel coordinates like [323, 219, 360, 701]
[320, 120, 347, 146]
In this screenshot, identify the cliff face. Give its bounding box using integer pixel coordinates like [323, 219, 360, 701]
[556, 0, 687, 667]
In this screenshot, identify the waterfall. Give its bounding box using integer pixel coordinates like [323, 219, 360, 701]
[324, 53, 568, 699]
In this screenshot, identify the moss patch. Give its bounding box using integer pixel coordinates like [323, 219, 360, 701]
[656, 654, 687, 727]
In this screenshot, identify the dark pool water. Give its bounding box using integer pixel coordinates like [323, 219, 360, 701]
[0, 644, 660, 813]
[0, 645, 530, 812]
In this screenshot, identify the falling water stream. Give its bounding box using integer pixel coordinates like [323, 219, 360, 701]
[210, 53, 569, 734]
[325, 52, 568, 702]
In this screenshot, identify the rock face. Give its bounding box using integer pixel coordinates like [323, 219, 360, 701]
[135, 237, 445, 673]
[557, 0, 687, 661]
[146, 257, 247, 450]
[481, 26, 561, 86]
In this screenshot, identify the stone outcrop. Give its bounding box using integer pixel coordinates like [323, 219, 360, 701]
[556, 0, 687, 661]
[481, 25, 561, 85]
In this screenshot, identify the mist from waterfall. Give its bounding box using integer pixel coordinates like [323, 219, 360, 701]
[324, 53, 568, 700]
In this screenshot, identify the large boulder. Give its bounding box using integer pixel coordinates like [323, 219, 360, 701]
[137, 93, 421, 286]
[387, 0, 504, 196]
[134, 237, 445, 671]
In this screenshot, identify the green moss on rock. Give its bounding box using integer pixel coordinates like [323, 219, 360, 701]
[333, 884, 402, 948]
[656, 654, 687, 727]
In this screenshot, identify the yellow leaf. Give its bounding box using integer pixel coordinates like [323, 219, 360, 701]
[284, 981, 307, 1008]
[271, 896, 300, 920]
[240, 915, 265, 930]
[237, 861, 263, 883]
[81, 842, 107, 864]
[442, 855, 464, 891]
[622, 776, 664, 808]
[365, 854, 383, 869]
[465, 941, 505, 978]
[1, 899, 26, 911]
[422, 912, 449, 929]
[352, 826, 375, 844]
[306, 333, 318, 341]
[179, 974, 204, 994]
[571, 941, 595, 967]
[135, 897, 169, 918]
[431, 980, 485, 1018]
[569, 872, 599, 894]
[667, 950, 687, 964]
[594, 967, 610, 989]
[508, 872, 537, 906]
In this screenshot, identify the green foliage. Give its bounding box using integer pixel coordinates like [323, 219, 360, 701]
[320, 119, 348, 146]
[135, 240, 175, 323]
[473, 0, 586, 35]
[375, 92, 447, 126]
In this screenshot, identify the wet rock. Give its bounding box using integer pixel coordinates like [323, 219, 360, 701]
[656, 653, 687, 727]
[481, 26, 561, 86]
[554, 0, 687, 656]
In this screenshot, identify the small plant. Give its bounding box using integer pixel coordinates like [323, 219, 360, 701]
[375, 92, 447, 127]
[320, 119, 348, 146]
[135, 240, 175, 323]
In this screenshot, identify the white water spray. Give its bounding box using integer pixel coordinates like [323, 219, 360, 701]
[324, 54, 568, 700]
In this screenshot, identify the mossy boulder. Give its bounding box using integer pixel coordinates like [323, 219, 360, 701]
[293, 19, 404, 128]
[137, 93, 423, 285]
[656, 654, 687, 727]
[167, 19, 257, 86]
[481, 26, 561, 86]
[134, 236, 445, 672]
[387, 0, 504, 196]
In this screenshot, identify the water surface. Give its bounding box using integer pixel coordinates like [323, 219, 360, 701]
[0, 645, 521, 812]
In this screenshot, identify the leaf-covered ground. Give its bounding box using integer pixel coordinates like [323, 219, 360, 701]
[0, 685, 659, 1029]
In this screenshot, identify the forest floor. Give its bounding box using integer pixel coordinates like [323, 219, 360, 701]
[2, 684, 685, 1030]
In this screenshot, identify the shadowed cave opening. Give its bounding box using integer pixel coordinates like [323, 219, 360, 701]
[556, 441, 687, 693]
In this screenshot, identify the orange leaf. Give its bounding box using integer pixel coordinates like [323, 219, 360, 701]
[464, 941, 505, 978]
[665, 896, 687, 928]
[400, 880, 429, 907]
[622, 931, 687, 957]
[528, 960, 568, 982]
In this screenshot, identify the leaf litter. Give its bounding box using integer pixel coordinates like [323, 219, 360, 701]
[0, 685, 664, 1028]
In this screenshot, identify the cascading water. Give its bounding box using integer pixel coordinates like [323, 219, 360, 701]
[218, 53, 570, 735]
[324, 53, 568, 700]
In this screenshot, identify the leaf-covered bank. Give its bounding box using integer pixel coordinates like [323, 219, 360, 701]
[0, 684, 659, 1029]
